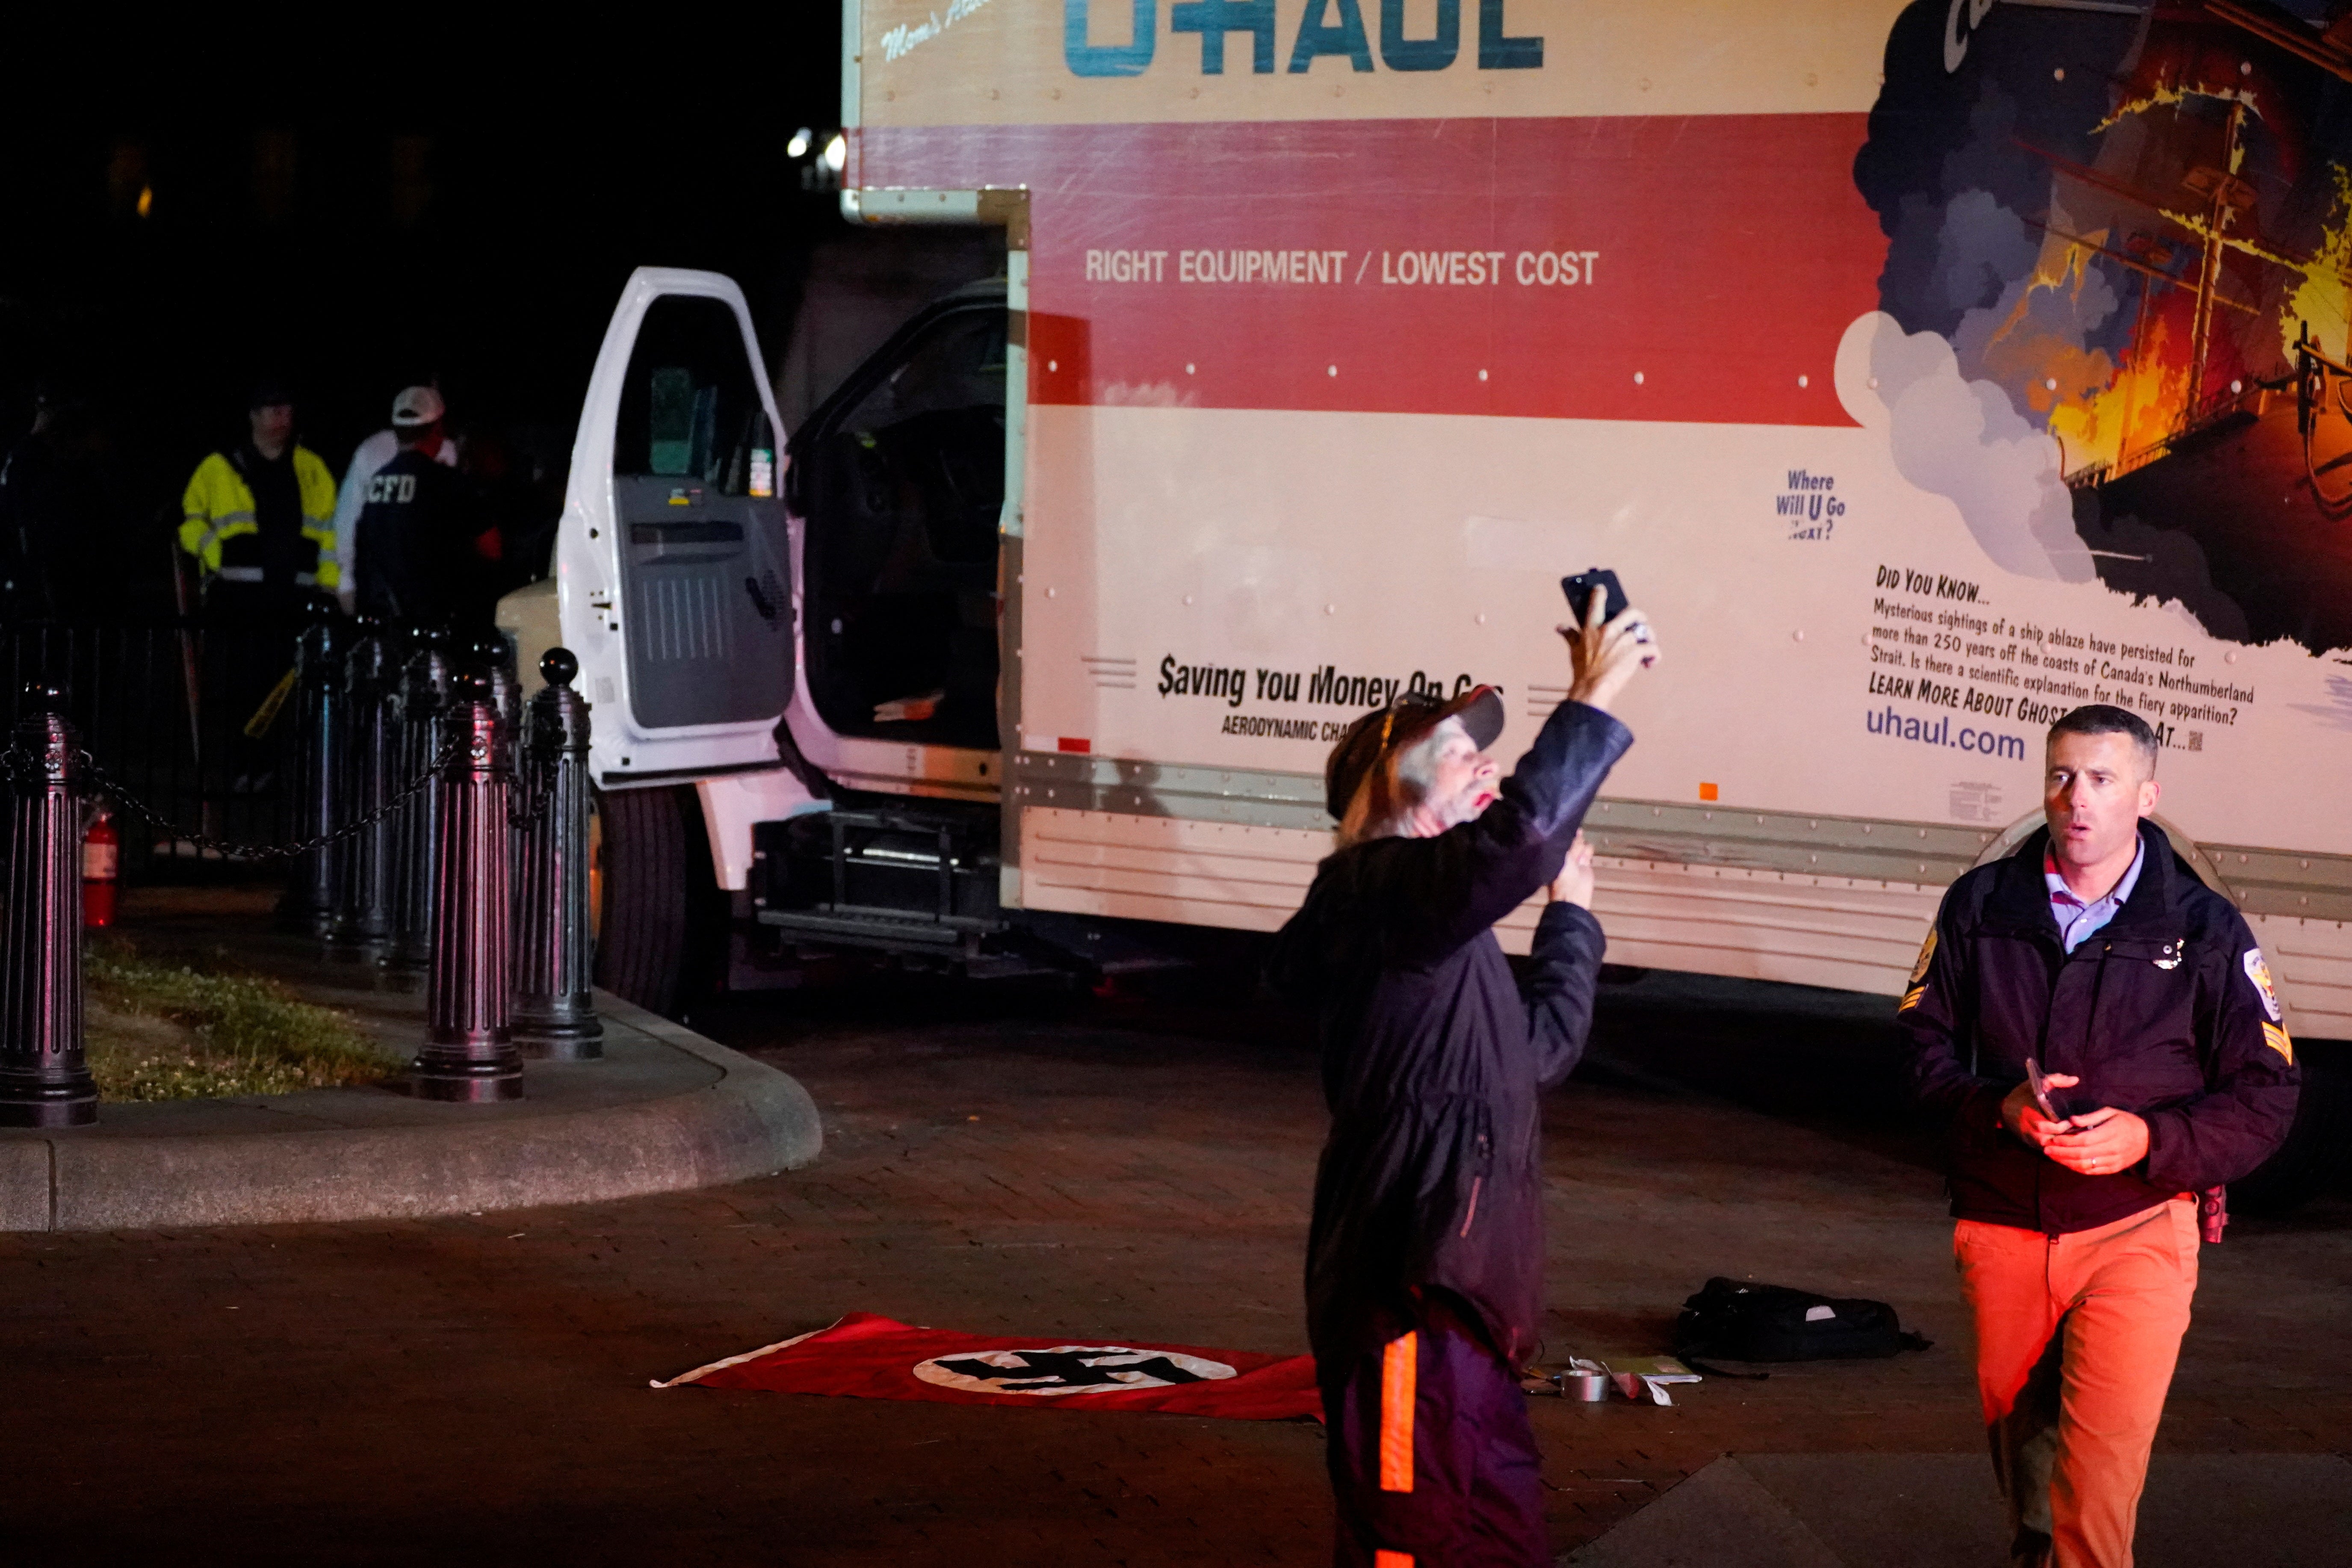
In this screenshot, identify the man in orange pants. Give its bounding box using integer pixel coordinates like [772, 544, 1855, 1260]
[1901, 704, 2299, 1566]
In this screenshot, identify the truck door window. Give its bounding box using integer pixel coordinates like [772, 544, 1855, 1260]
[617, 297, 774, 492]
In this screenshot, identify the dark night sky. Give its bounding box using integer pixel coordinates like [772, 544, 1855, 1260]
[0, 17, 844, 605]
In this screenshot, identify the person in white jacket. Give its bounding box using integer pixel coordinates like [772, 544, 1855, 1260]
[334, 385, 458, 611]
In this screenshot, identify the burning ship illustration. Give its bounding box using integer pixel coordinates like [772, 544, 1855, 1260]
[1988, 1, 2352, 649]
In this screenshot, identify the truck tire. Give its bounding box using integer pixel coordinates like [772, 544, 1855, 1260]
[593, 785, 697, 1017]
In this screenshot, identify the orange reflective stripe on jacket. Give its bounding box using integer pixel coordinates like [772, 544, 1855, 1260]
[1380, 1331, 1416, 1493]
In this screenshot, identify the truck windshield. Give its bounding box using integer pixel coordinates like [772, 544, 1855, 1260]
[845, 313, 1005, 444]
[838, 310, 1005, 565]
[615, 295, 773, 493]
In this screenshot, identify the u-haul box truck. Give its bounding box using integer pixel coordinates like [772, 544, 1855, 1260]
[506, 0, 2352, 1079]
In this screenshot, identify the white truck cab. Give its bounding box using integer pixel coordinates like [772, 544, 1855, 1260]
[503, 252, 1031, 1008]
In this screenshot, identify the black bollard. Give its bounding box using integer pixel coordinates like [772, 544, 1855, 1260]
[389, 629, 453, 973]
[0, 688, 98, 1126]
[403, 689, 523, 1100]
[278, 613, 346, 936]
[473, 635, 528, 986]
[331, 619, 400, 956]
[475, 633, 523, 755]
[512, 649, 602, 1059]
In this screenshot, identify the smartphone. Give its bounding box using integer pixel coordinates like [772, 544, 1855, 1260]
[1563, 567, 1655, 656]
[1562, 568, 1628, 627]
[2024, 1056, 2065, 1124]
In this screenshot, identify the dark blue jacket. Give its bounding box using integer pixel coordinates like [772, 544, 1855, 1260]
[1271, 700, 1631, 1366]
[1901, 820, 2300, 1234]
[354, 448, 486, 626]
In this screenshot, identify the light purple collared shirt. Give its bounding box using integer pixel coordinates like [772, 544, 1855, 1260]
[2045, 839, 2145, 954]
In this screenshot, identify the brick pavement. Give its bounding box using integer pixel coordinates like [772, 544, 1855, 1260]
[2, 967, 2346, 1564]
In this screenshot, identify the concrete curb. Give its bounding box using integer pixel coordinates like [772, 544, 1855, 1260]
[0, 991, 821, 1232]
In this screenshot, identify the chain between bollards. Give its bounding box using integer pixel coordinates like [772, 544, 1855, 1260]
[72, 738, 462, 864]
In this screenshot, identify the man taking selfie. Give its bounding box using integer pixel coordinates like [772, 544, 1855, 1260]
[1272, 589, 1655, 1567]
[1901, 704, 2300, 1567]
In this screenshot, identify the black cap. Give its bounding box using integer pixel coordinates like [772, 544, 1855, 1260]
[1324, 684, 1505, 821]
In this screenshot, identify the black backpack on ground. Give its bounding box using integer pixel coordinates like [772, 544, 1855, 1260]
[1672, 1277, 1931, 1363]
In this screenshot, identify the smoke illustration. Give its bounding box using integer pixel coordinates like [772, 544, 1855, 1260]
[1864, 312, 2094, 581]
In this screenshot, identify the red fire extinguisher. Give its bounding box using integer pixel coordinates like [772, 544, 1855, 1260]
[83, 808, 119, 930]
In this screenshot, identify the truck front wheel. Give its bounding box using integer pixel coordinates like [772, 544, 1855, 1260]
[592, 785, 723, 1018]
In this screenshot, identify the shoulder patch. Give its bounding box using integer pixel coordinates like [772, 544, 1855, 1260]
[2243, 948, 2284, 1024]
[1899, 928, 1936, 1013]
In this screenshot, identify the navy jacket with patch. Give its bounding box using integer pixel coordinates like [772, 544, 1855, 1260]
[1271, 700, 1632, 1367]
[1901, 820, 2300, 1234]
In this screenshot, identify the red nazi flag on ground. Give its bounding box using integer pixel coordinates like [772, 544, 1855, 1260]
[653, 1311, 1322, 1422]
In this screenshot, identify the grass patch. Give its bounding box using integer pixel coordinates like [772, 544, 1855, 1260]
[85, 943, 401, 1101]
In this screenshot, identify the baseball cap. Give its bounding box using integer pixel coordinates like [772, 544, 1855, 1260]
[1324, 684, 1506, 821]
[390, 385, 446, 428]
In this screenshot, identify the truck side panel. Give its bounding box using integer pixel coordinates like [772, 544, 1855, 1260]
[848, 1, 2352, 1037]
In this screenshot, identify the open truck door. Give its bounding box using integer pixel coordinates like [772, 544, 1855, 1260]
[556, 267, 795, 781]
[544, 268, 806, 1013]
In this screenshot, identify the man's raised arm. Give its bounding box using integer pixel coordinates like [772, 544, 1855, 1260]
[1386, 599, 1653, 961]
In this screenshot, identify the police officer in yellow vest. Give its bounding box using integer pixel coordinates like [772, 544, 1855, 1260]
[179, 381, 339, 614]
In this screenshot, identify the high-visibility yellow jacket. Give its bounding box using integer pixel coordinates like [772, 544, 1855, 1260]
[178, 446, 341, 591]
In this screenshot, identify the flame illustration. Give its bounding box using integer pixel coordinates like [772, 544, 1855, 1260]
[2285, 162, 2352, 366]
[1987, 3, 2352, 487]
[2047, 310, 2194, 480]
[2011, 98, 2299, 484]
